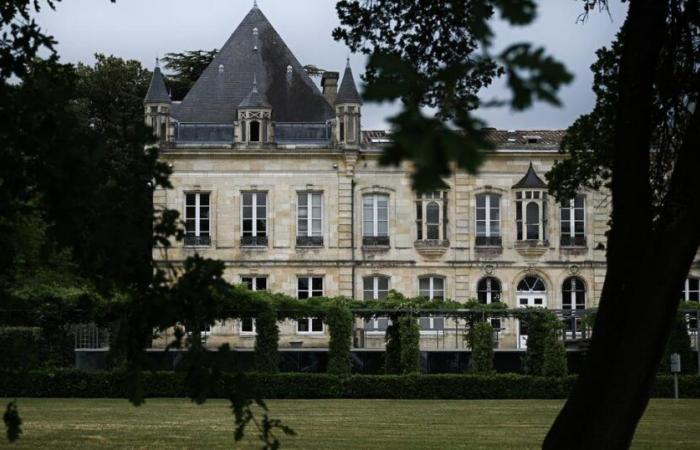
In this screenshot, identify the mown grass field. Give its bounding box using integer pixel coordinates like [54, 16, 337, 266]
[1, 398, 699, 449]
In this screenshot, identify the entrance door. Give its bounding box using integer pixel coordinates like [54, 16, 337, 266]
[516, 276, 547, 349]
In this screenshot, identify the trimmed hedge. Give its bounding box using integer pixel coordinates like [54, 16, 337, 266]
[1, 370, 699, 399]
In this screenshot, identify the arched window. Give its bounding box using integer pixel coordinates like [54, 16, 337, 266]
[517, 276, 546, 292]
[562, 277, 586, 310]
[477, 277, 501, 304]
[249, 120, 260, 142]
[416, 191, 446, 241]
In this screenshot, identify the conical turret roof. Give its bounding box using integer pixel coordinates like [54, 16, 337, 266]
[144, 64, 171, 104]
[239, 76, 271, 108]
[512, 162, 547, 189]
[335, 61, 362, 105]
[171, 6, 334, 123]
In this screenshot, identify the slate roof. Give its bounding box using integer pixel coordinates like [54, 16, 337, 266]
[239, 77, 271, 108]
[335, 62, 362, 105]
[512, 162, 548, 189]
[171, 6, 334, 124]
[144, 65, 171, 104]
[361, 129, 565, 150]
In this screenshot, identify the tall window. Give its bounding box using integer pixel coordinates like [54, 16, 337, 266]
[416, 191, 447, 240]
[241, 192, 267, 246]
[297, 277, 324, 333]
[240, 276, 267, 334]
[682, 278, 700, 301]
[363, 276, 390, 300]
[297, 192, 323, 246]
[515, 191, 546, 241]
[562, 277, 586, 310]
[363, 276, 390, 332]
[477, 277, 501, 304]
[475, 193, 501, 246]
[561, 195, 586, 247]
[184, 192, 211, 246]
[363, 194, 389, 246]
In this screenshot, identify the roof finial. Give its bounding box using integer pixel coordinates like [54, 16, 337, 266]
[155, 55, 160, 68]
[253, 0, 258, 9]
[346, 54, 350, 67]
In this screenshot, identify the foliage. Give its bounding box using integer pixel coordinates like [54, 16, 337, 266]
[384, 314, 401, 374]
[399, 316, 420, 374]
[333, 0, 571, 190]
[3, 401, 21, 443]
[0, 327, 41, 371]
[231, 392, 296, 449]
[542, 331, 568, 378]
[302, 64, 326, 79]
[517, 309, 563, 376]
[326, 302, 353, 376]
[161, 49, 217, 101]
[661, 313, 695, 374]
[254, 302, 279, 374]
[470, 322, 495, 374]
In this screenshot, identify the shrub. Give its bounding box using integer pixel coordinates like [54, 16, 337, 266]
[254, 303, 279, 373]
[521, 310, 564, 376]
[470, 321, 494, 374]
[661, 312, 695, 374]
[384, 315, 401, 374]
[326, 302, 352, 375]
[542, 331, 568, 377]
[0, 327, 42, 370]
[1, 370, 698, 399]
[399, 315, 420, 374]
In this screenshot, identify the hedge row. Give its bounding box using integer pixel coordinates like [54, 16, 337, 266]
[1, 370, 699, 399]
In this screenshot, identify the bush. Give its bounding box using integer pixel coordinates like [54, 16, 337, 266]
[0, 327, 42, 370]
[542, 332, 567, 377]
[383, 314, 401, 374]
[399, 315, 420, 374]
[326, 302, 352, 375]
[661, 312, 696, 374]
[470, 322, 494, 374]
[1, 370, 698, 399]
[254, 303, 279, 373]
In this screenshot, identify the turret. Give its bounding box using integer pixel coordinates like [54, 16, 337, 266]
[236, 75, 273, 145]
[144, 59, 171, 142]
[335, 59, 362, 148]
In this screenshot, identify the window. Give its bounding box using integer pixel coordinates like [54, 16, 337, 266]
[297, 277, 324, 333]
[363, 194, 389, 246]
[515, 191, 546, 241]
[419, 316, 445, 332]
[475, 193, 501, 246]
[561, 195, 586, 247]
[241, 192, 267, 246]
[416, 191, 447, 241]
[297, 192, 323, 246]
[363, 276, 390, 332]
[249, 121, 260, 142]
[339, 121, 345, 143]
[562, 277, 586, 310]
[184, 192, 211, 246]
[477, 277, 501, 304]
[240, 277, 267, 334]
[419, 276, 445, 300]
[363, 276, 390, 300]
[681, 278, 699, 301]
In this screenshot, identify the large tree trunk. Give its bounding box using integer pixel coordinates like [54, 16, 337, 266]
[544, 0, 700, 448]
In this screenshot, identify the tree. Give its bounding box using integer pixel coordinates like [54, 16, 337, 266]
[335, 0, 700, 447]
[161, 50, 217, 101]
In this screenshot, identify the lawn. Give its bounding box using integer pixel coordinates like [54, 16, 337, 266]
[2, 398, 699, 449]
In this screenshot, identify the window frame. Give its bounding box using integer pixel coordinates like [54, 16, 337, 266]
[363, 275, 390, 301]
[239, 276, 268, 335]
[515, 190, 547, 242]
[475, 193, 501, 246]
[296, 276, 325, 334]
[682, 277, 700, 301]
[415, 191, 447, 241]
[418, 276, 446, 300]
[184, 192, 211, 246]
[560, 195, 586, 247]
[362, 193, 390, 246]
[477, 277, 502, 304]
[296, 191, 324, 245]
[241, 191, 268, 246]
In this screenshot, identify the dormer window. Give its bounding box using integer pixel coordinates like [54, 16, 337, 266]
[250, 121, 260, 142]
[516, 190, 546, 241]
[524, 135, 542, 144]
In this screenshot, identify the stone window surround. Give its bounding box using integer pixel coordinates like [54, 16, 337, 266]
[357, 185, 396, 248]
[180, 186, 217, 248]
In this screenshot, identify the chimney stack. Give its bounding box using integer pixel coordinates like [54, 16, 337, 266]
[321, 71, 339, 105]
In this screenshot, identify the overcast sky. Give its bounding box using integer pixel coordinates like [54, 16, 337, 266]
[35, 0, 627, 130]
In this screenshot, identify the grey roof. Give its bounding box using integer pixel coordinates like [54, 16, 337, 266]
[171, 6, 334, 124]
[512, 162, 547, 189]
[144, 66, 171, 103]
[335, 62, 362, 105]
[362, 129, 566, 150]
[239, 77, 271, 108]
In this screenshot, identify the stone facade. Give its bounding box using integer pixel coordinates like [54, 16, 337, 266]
[148, 4, 700, 351]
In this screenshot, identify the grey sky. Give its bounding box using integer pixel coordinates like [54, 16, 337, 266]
[35, 0, 627, 131]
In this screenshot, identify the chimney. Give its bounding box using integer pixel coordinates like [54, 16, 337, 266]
[321, 71, 339, 105]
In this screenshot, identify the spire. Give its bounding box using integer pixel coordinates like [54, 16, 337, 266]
[238, 73, 271, 108]
[335, 59, 362, 105]
[253, 0, 258, 9]
[144, 61, 171, 104]
[512, 162, 547, 189]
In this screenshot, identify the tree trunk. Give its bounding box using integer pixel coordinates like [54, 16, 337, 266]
[544, 0, 700, 448]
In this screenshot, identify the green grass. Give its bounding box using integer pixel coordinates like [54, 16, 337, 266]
[1, 398, 699, 449]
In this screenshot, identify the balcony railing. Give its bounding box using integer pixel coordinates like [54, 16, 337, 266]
[560, 235, 587, 247]
[184, 234, 211, 246]
[274, 122, 331, 145]
[475, 236, 502, 247]
[241, 235, 268, 247]
[174, 123, 234, 143]
[363, 236, 390, 247]
[296, 236, 324, 247]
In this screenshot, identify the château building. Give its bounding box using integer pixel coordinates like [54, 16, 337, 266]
[146, 4, 700, 351]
